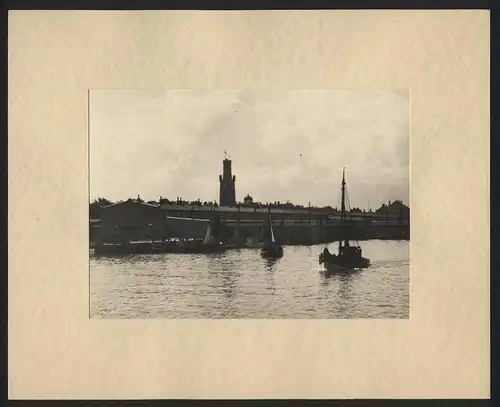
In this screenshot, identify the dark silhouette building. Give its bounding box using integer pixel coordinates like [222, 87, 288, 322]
[375, 200, 410, 221]
[243, 193, 254, 205]
[219, 158, 236, 207]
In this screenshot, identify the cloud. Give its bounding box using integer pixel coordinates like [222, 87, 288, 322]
[90, 89, 409, 208]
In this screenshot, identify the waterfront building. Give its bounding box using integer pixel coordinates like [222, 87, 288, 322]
[90, 156, 410, 244]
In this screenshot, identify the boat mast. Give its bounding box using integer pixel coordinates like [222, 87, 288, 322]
[265, 208, 272, 244]
[339, 168, 346, 253]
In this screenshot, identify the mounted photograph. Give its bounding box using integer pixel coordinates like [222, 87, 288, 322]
[89, 89, 410, 319]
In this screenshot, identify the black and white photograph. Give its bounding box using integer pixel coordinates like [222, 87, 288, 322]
[89, 89, 410, 319]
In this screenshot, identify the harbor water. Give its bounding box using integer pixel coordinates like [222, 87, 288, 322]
[90, 240, 409, 319]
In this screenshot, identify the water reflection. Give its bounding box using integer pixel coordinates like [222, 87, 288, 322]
[90, 240, 410, 319]
[336, 273, 355, 317]
[264, 258, 279, 272]
[207, 253, 237, 313]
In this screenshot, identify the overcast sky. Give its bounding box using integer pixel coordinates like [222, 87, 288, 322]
[90, 89, 409, 209]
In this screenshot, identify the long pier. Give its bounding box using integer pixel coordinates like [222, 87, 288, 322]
[90, 200, 410, 246]
[218, 219, 409, 245]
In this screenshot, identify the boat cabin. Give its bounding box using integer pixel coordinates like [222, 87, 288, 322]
[339, 243, 363, 259]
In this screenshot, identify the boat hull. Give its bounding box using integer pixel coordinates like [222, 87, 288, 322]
[319, 252, 370, 270]
[245, 242, 265, 249]
[322, 263, 352, 273]
[260, 244, 283, 259]
[93, 240, 226, 256]
[94, 241, 154, 255]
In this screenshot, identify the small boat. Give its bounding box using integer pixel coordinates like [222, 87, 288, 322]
[244, 236, 265, 249]
[319, 168, 370, 271]
[260, 213, 284, 258]
[193, 219, 225, 253]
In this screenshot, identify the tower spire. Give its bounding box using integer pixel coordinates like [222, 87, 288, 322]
[219, 154, 236, 207]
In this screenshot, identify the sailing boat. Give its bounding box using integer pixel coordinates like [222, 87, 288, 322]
[180, 218, 225, 253]
[319, 168, 370, 271]
[201, 218, 225, 253]
[260, 212, 283, 258]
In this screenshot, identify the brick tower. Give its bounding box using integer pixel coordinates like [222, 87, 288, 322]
[219, 155, 236, 207]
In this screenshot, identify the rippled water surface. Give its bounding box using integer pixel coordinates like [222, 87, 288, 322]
[90, 240, 409, 319]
